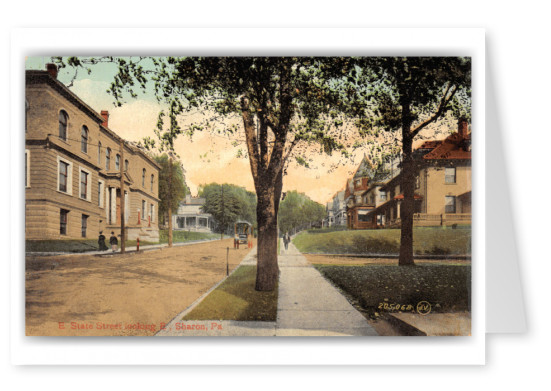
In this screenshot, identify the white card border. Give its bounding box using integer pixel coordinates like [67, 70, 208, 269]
[10, 27, 485, 365]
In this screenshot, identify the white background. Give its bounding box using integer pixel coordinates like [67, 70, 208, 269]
[2, 0, 548, 389]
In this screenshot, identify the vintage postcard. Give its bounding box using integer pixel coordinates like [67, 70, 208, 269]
[24, 55, 473, 338]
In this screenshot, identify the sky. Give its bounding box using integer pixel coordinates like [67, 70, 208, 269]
[26, 56, 459, 204]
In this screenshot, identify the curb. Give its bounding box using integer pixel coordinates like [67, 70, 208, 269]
[386, 314, 427, 336]
[154, 246, 257, 336]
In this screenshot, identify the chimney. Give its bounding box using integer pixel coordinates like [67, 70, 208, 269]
[458, 118, 469, 139]
[46, 63, 58, 79]
[101, 110, 109, 127]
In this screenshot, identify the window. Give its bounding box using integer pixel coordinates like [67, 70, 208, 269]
[415, 175, 420, 189]
[150, 204, 155, 222]
[80, 170, 89, 199]
[25, 100, 29, 132]
[380, 191, 387, 202]
[59, 110, 68, 141]
[116, 154, 121, 171]
[81, 126, 88, 153]
[124, 159, 129, 172]
[106, 148, 111, 170]
[142, 200, 146, 219]
[150, 174, 154, 192]
[59, 160, 69, 192]
[81, 214, 88, 238]
[60, 209, 68, 235]
[98, 180, 104, 207]
[142, 168, 146, 188]
[98, 142, 102, 165]
[445, 167, 456, 183]
[25, 150, 30, 188]
[445, 196, 456, 213]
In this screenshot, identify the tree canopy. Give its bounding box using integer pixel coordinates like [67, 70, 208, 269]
[278, 191, 326, 235]
[199, 183, 257, 236]
[154, 154, 189, 225]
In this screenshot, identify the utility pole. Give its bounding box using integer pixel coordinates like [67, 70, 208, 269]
[168, 151, 173, 247]
[220, 184, 225, 240]
[119, 139, 126, 254]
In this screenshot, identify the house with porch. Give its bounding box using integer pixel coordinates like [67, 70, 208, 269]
[365, 119, 472, 228]
[172, 195, 216, 233]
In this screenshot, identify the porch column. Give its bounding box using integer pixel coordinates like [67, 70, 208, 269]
[397, 202, 401, 219]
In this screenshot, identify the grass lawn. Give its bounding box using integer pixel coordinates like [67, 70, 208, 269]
[26, 231, 220, 253]
[159, 230, 220, 244]
[293, 226, 471, 256]
[315, 264, 471, 318]
[183, 265, 278, 321]
[25, 238, 156, 253]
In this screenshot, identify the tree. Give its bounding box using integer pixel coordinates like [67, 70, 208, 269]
[278, 191, 325, 234]
[199, 183, 257, 238]
[348, 57, 471, 265]
[54, 56, 355, 291]
[154, 154, 189, 227]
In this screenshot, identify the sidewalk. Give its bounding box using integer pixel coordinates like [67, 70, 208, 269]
[276, 241, 378, 336]
[157, 240, 378, 336]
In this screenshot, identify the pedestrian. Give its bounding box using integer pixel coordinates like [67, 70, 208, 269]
[98, 231, 108, 251]
[109, 231, 118, 252]
[284, 232, 290, 250]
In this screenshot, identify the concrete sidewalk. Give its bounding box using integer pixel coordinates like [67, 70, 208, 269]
[276, 241, 377, 336]
[158, 240, 378, 336]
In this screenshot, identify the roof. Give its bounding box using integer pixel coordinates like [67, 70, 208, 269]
[393, 194, 423, 200]
[422, 132, 471, 160]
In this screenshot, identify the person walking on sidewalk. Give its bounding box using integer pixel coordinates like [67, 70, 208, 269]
[98, 231, 108, 251]
[283, 232, 290, 251]
[109, 231, 118, 252]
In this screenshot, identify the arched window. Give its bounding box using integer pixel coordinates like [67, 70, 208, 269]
[59, 110, 68, 141]
[106, 148, 111, 170]
[98, 142, 102, 164]
[124, 159, 129, 172]
[150, 174, 154, 192]
[81, 125, 88, 153]
[142, 168, 146, 187]
[115, 154, 121, 171]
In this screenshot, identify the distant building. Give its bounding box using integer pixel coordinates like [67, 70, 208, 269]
[345, 155, 374, 229]
[172, 195, 216, 232]
[331, 190, 346, 226]
[25, 64, 160, 242]
[324, 201, 334, 227]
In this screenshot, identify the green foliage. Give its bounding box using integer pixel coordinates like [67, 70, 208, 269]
[316, 265, 471, 317]
[199, 183, 257, 234]
[154, 154, 189, 225]
[278, 191, 326, 234]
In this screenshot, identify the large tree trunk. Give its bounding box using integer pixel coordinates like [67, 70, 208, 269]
[255, 189, 279, 291]
[399, 100, 415, 266]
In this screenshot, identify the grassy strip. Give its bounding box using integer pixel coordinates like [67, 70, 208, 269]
[315, 264, 471, 318]
[183, 265, 278, 321]
[159, 230, 220, 244]
[294, 226, 471, 256]
[25, 239, 156, 253]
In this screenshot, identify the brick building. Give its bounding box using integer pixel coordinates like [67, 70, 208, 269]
[25, 64, 160, 242]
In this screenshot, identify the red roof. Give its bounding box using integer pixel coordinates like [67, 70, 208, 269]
[422, 132, 471, 160]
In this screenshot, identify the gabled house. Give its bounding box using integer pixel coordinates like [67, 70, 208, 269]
[172, 195, 216, 233]
[366, 118, 472, 228]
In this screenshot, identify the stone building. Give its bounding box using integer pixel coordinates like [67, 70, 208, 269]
[25, 64, 160, 242]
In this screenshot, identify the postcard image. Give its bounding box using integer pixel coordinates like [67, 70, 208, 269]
[24, 56, 472, 337]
